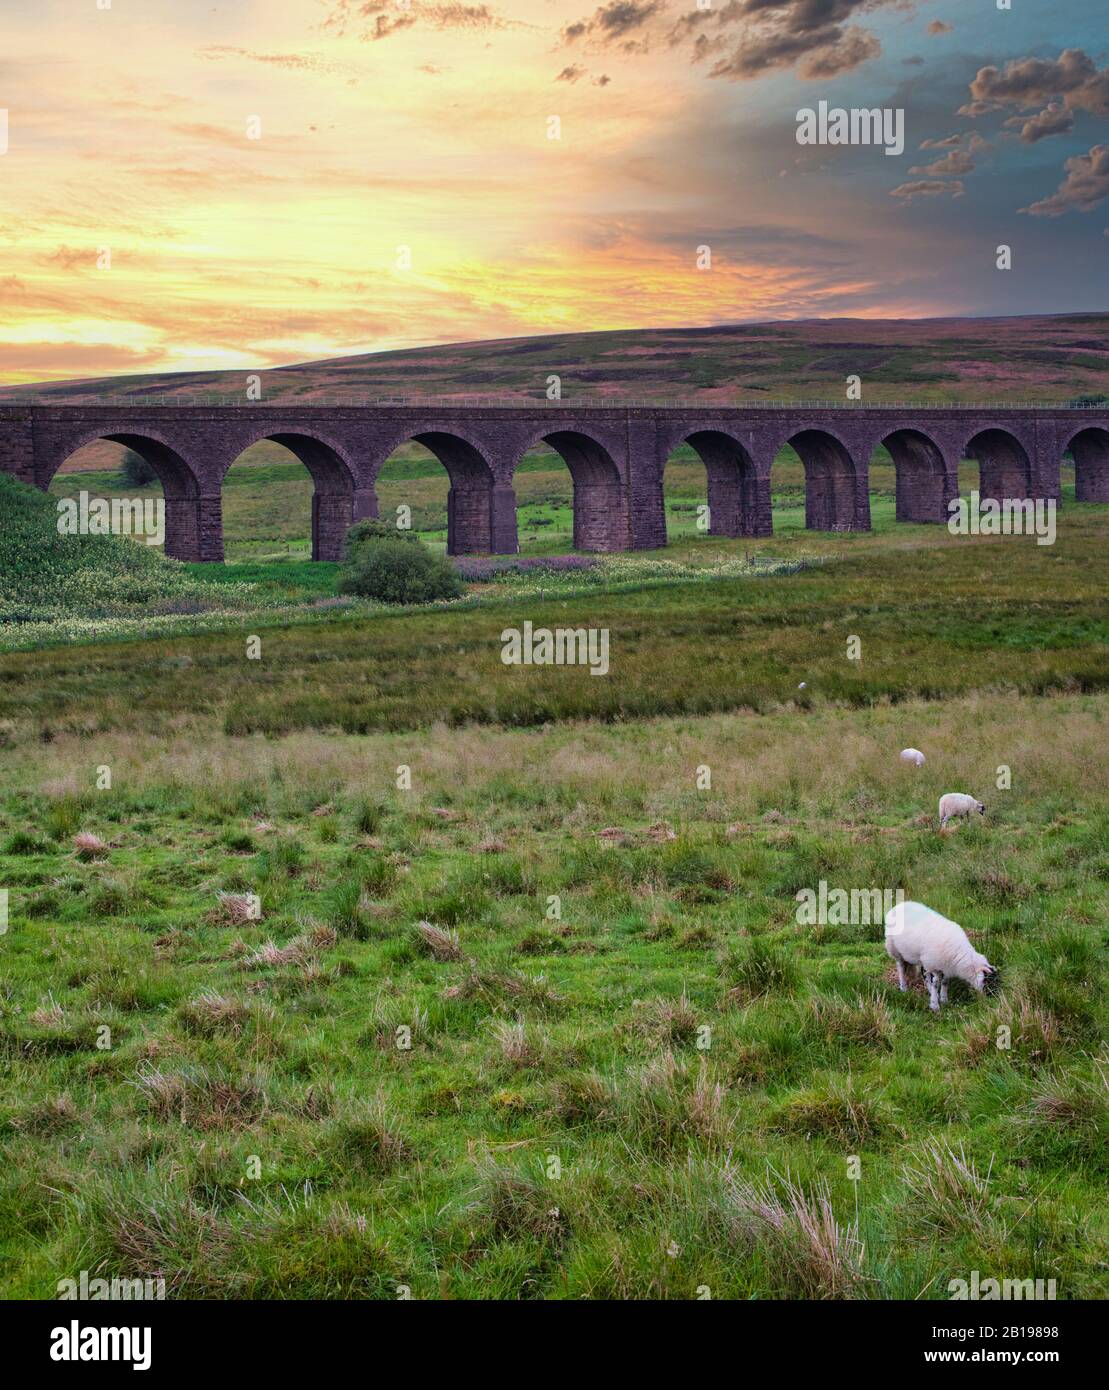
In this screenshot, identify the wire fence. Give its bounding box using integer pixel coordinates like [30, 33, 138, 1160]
[0, 395, 1103, 411]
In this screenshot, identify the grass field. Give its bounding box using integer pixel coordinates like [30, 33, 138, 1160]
[1, 470, 1107, 1298]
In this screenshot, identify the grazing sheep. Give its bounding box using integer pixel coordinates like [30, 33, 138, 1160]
[884, 900, 996, 1012]
[938, 792, 985, 829]
[900, 748, 925, 767]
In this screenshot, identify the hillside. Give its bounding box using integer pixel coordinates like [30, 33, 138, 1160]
[3, 314, 1109, 405]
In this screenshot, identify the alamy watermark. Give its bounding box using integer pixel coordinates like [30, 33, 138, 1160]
[796, 101, 904, 157]
[57, 492, 165, 547]
[57, 1270, 165, 1301]
[948, 1270, 1057, 1301]
[796, 880, 904, 926]
[49, 1321, 153, 1371]
[947, 491, 1056, 546]
[501, 622, 609, 676]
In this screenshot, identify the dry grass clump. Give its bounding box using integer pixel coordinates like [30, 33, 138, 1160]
[720, 1167, 870, 1299]
[466, 1156, 570, 1249]
[244, 924, 335, 970]
[958, 993, 1061, 1068]
[328, 1097, 413, 1175]
[619, 1051, 730, 1153]
[73, 831, 108, 861]
[488, 1016, 543, 1068]
[98, 1186, 232, 1295]
[1013, 1060, 1108, 1152]
[132, 1063, 268, 1130]
[904, 1140, 995, 1236]
[769, 1078, 888, 1146]
[551, 1070, 615, 1126]
[208, 891, 261, 927]
[245, 939, 306, 968]
[477, 836, 508, 854]
[442, 967, 560, 1011]
[30, 995, 66, 1027]
[177, 991, 252, 1037]
[416, 919, 463, 961]
[807, 993, 895, 1048]
[14, 1092, 79, 1134]
[632, 991, 701, 1046]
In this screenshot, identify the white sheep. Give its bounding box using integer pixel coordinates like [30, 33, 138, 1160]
[884, 900, 996, 1012]
[900, 748, 925, 767]
[938, 792, 985, 829]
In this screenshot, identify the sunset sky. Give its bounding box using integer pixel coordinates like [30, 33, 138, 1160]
[1, 0, 1107, 384]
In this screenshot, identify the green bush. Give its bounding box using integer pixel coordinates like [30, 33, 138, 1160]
[343, 517, 421, 553]
[338, 537, 463, 605]
[118, 449, 158, 487]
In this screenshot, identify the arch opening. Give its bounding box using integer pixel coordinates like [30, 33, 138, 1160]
[220, 433, 356, 562]
[965, 429, 1031, 503]
[537, 431, 625, 552]
[1067, 426, 1109, 503]
[786, 430, 862, 532]
[47, 433, 201, 559]
[410, 432, 499, 555]
[664, 431, 758, 541]
[882, 429, 948, 524]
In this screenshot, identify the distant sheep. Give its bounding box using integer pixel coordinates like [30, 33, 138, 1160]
[938, 792, 985, 829]
[900, 748, 925, 767]
[885, 900, 996, 1012]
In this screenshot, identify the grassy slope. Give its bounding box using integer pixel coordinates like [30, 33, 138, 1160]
[9, 313, 1109, 404]
[3, 502, 1106, 734]
[0, 500, 1106, 1298]
[0, 694, 1105, 1299]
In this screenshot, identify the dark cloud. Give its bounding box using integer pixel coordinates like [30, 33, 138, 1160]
[960, 49, 1109, 119]
[556, 64, 585, 82]
[323, 1, 511, 41]
[561, 2, 663, 45]
[909, 149, 975, 177]
[1022, 144, 1109, 216]
[1006, 102, 1075, 144]
[566, 0, 890, 80]
[890, 179, 965, 202]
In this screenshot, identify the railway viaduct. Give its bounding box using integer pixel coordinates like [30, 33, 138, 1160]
[0, 401, 1106, 561]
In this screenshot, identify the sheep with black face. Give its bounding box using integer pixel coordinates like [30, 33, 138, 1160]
[938, 792, 985, 830]
[885, 900, 997, 1013]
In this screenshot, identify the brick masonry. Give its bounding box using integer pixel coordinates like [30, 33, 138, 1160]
[0, 404, 1104, 561]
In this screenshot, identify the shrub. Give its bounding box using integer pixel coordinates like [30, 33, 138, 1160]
[118, 449, 158, 487]
[338, 536, 463, 605]
[343, 517, 421, 553]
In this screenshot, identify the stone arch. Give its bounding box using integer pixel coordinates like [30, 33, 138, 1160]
[220, 430, 358, 562]
[667, 429, 759, 539]
[881, 428, 948, 523]
[44, 429, 206, 561]
[1065, 425, 1109, 503]
[515, 429, 627, 552]
[782, 428, 863, 532]
[963, 428, 1031, 502]
[378, 430, 501, 555]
